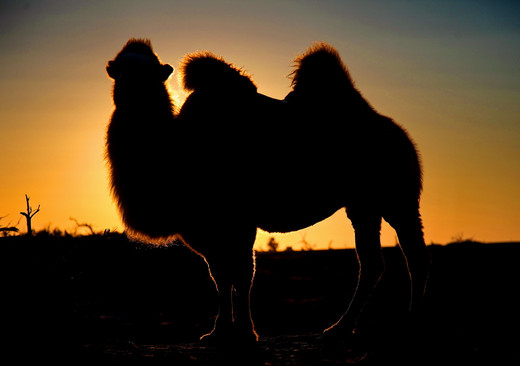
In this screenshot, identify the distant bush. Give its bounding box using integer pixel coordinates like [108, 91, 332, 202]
[447, 233, 483, 246]
[0, 215, 19, 237]
[267, 237, 280, 252]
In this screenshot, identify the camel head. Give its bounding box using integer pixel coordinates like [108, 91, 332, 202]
[107, 38, 173, 83]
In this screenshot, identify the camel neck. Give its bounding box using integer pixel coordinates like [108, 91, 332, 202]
[112, 82, 174, 114]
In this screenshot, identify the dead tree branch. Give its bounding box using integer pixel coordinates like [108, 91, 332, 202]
[69, 217, 96, 236]
[20, 194, 40, 236]
[0, 215, 19, 236]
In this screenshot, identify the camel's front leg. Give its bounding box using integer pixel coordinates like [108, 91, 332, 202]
[200, 262, 233, 342]
[231, 245, 258, 342]
[196, 226, 258, 344]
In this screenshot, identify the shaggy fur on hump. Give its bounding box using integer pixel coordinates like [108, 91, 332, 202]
[180, 51, 257, 93]
[289, 42, 357, 94]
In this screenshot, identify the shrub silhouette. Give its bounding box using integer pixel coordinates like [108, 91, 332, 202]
[0, 215, 19, 237]
[267, 237, 280, 252]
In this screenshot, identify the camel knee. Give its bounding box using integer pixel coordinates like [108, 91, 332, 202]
[409, 246, 431, 277]
[400, 241, 430, 282]
[386, 213, 430, 282]
[408, 247, 431, 301]
[357, 248, 385, 290]
[360, 256, 385, 287]
[354, 246, 385, 294]
[398, 244, 430, 312]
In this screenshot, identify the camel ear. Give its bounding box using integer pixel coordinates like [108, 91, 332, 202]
[106, 60, 119, 80]
[160, 64, 174, 81]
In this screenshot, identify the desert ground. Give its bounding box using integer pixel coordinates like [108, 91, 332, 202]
[1, 233, 519, 364]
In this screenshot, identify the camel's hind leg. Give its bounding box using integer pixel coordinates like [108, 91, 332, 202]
[325, 208, 384, 336]
[385, 208, 431, 313]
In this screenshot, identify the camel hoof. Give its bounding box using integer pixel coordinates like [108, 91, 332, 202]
[322, 322, 356, 342]
[200, 328, 258, 347]
[200, 329, 227, 346]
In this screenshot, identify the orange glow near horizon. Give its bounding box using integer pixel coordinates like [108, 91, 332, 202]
[1, 1, 519, 250]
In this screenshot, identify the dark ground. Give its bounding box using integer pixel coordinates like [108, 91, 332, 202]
[1, 234, 519, 364]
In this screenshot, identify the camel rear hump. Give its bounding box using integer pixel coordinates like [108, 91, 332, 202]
[289, 42, 356, 97]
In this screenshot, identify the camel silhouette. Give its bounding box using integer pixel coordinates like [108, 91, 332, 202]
[106, 39, 430, 344]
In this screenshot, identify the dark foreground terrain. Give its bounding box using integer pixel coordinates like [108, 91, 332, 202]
[1, 234, 519, 364]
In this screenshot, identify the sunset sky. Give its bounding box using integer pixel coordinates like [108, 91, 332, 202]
[1, 0, 519, 250]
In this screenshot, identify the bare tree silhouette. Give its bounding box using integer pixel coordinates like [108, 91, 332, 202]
[20, 194, 40, 236]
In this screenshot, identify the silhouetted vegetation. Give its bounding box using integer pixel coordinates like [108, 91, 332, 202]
[19, 194, 39, 236]
[266, 237, 279, 252]
[447, 233, 483, 246]
[299, 233, 317, 251]
[69, 217, 96, 235]
[0, 215, 19, 236]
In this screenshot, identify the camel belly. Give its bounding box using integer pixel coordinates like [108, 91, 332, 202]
[254, 193, 343, 233]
